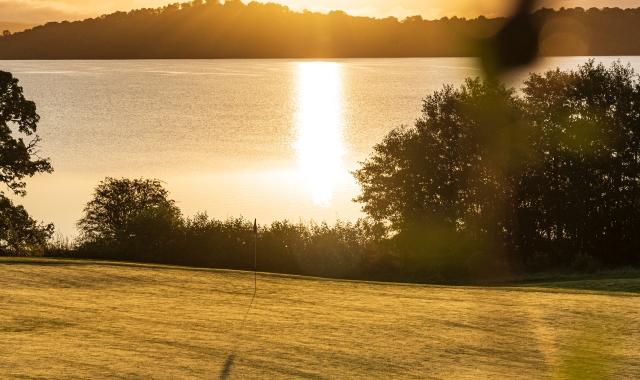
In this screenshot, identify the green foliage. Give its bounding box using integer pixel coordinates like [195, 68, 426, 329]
[74, 177, 391, 278]
[43, 230, 74, 257]
[525, 251, 553, 273]
[124, 205, 184, 262]
[354, 60, 640, 273]
[0, 196, 53, 256]
[0, 71, 52, 196]
[520, 60, 640, 267]
[353, 77, 525, 233]
[76, 177, 181, 251]
[570, 253, 602, 273]
[354, 76, 528, 278]
[176, 215, 390, 279]
[0, 71, 53, 255]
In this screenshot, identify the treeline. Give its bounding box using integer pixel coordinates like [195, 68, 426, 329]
[354, 60, 640, 277]
[1, 1, 640, 59]
[44, 177, 394, 281]
[63, 215, 393, 281]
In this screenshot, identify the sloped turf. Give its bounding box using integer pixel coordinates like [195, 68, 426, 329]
[1, 258, 638, 379]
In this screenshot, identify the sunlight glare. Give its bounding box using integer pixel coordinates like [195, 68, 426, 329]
[294, 62, 346, 206]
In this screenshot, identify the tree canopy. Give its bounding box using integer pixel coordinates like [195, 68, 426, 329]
[519, 61, 640, 267]
[0, 71, 52, 196]
[77, 177, 182, 245]
[0, 71, 53, 255]
[354, 60, 640, 270]
[0, 196, 53, 255]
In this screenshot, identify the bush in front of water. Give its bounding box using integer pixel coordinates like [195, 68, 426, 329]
[69, 206, 393, 280]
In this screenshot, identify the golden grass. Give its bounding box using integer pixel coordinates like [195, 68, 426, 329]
[1, 258, 639, 379]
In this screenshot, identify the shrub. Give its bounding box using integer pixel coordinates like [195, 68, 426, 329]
[571, 253, 602, 273]
[525, 251, 553, 273]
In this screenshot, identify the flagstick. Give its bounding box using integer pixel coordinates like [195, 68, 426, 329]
[254, 227, 257, 294]
[253, 218, 257, 294]
[220, 219, 259, 379]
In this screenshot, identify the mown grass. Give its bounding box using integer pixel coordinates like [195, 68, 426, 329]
[517, 276, 640, 294]
[1, 257, 639, 379]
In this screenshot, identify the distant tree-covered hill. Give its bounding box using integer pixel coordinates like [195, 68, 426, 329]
[1, 1, 639, 59]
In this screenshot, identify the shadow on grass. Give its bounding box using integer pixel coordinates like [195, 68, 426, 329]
[3, 256, 639, 294]
[219, 354, 235, 380]
[511, 268, 640, 294]
[518, 278, 640, 294]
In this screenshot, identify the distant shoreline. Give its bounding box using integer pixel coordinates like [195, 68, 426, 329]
[1, 5, 639, 59]
[2, 55, 640, 62]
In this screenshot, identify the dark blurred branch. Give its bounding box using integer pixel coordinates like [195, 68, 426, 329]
[481, 0, 540, 76]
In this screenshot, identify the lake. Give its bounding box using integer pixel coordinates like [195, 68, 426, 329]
[2, 57, 640, 236]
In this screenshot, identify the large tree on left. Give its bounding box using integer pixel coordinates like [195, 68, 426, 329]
[0, 71, 53, 255]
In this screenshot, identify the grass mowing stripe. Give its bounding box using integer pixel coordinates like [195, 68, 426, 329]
[1, 259, 639, 378]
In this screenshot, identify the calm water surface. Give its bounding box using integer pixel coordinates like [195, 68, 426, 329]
[2, 57, 639, 236]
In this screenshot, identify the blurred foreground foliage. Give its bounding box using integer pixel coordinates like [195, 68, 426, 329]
[28, 60, 640, 282]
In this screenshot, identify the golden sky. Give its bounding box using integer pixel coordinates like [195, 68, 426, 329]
[1, 0, 637, 24]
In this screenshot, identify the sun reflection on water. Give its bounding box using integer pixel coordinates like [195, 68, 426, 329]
[294, 62, 345, 206]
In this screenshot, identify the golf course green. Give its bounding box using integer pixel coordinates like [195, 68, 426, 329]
[1, 258, 638, 379]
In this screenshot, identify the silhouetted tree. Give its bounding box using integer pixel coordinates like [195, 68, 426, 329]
[519, 60, 640, 267]
[124, 204, 184, 262]
[354, 61, 640, 273]
[0, 196, 53, 255]
[0, 71, 53, 255]
[354, 77, 529, 277]
[0, 71, 52, 196]
[76, 177, 181, 248]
